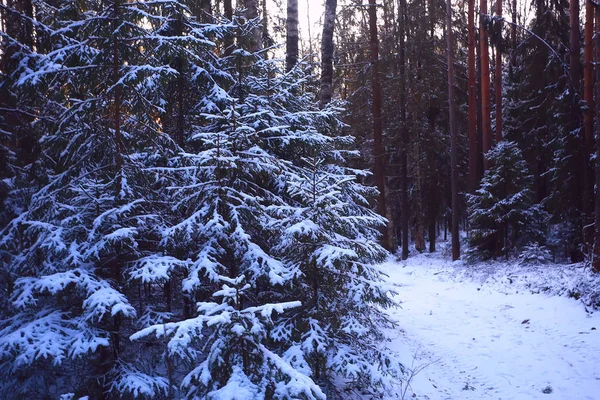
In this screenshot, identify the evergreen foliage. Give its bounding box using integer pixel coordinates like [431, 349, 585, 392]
[467, 141, 548, 260]
[0, 2, 400, 398]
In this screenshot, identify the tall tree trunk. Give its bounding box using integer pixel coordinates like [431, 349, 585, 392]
[428, 111, 438, 253]
[495, 0, 503, 143]
[191, 0, 212, 23]
[584, 0, 595, 247]
[594, 5, 600, 272]
[468, 0, 478, 193]
[306, 0, 314, 66]
[510, 0, 517, 75]
[286, 0, 299, 71]
[368, 0, 390, 250]
[1, 0, 35, 169]
[570, 0, 581, 87]
[480, 0, 492, 169]
[224, 0, 233, 55]
[572, 0, 591, 246]
[319, 0, 337, 106]
[399, 0, 409, 259]
[447, 0, 460, 261]
[585, 0, 594, 151]
[245, 0, 262, 52]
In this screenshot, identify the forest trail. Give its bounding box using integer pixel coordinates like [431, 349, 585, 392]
[383, 253, 600, 400]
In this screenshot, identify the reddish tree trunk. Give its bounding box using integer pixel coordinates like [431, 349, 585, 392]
[594, 5, 600, 272]
[368, 0, 390, 250]
[480, 0, 492, 169]
[495, 0, 503, 143]
[468, 0, 478, 192]
[447, 0, 460, 261]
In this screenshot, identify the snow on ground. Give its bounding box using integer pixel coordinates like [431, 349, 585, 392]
[383, 250, 600, 400]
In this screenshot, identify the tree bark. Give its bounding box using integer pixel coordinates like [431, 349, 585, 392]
[495, 0, 503, 143]
[447, 0, 460, 261]
[399, 0, 410, 259]
[585, 0, 594, 152]
[468, 0, 478, 193]
[190, 0, 212, 23]
[245, 0, 262, 53]
[570, 0, 581, 87]
[319, 0, 337, 106]
[480, 0, 492, 170]
[224, 0, 233, 55]
[286, 0, 299, 71]
[594, 5, 600, 272]
[368, 0, 390, 250]
[511, 0, 517, 75]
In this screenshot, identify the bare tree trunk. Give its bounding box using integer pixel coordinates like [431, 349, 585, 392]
[510, 0, 517, 75]
[1, 0, 35, 169]
[570, 0, 581, 87]
[399, 0, 410, 259]
[306, 0, 314, 66]
[224, 0, 233, 55]
[594, 5, 600, 272]
[113, 5, 123, 176]
[585, 0, 594, 151]
[480, 0, 492, 170]
[468, 0, 478, 193]
[245, 0, 262, 52]
[191, 0, 212, 23]
[368, 0, 390, 250]
[447, 0, 460, 261]
[319, 0, 337, 106]
[495, 0, 503, 143]
[286, 0, 298, 71]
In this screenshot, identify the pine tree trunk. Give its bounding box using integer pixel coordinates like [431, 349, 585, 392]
[495, 0, 503, 143]
[112, 5, 123, 175]
[594, 5, 600, 272]
[468, 0, 478, 193]
[319, 0, 337, 106]
[585, 0, 594, 151]
[368, 0, 390, 250]
[399, 0, 410, 259]
[480, 0, 492, 170]
[510, 0, 517, 75]
[447, 0, 460, 261]
[286, 0, 299, 71]
[224, 0, 233, 55]
[571, 0, 581, 87]
[428, 109, 438, 253]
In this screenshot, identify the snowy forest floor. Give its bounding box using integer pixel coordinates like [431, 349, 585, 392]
[382, 246, 600, 400]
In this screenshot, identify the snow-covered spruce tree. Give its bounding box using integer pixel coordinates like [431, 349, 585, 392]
[0, 1, 218, 397]
[467, 141, 548, 260]
[272, 148, 403, 396]
[130, 33, 401, 396]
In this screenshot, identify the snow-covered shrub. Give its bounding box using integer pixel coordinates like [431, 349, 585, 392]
[518, 243, 553, 265]
[467, 141, 548, 260]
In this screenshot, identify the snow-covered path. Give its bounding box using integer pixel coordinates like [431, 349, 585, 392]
[383, 254, 600, 400]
